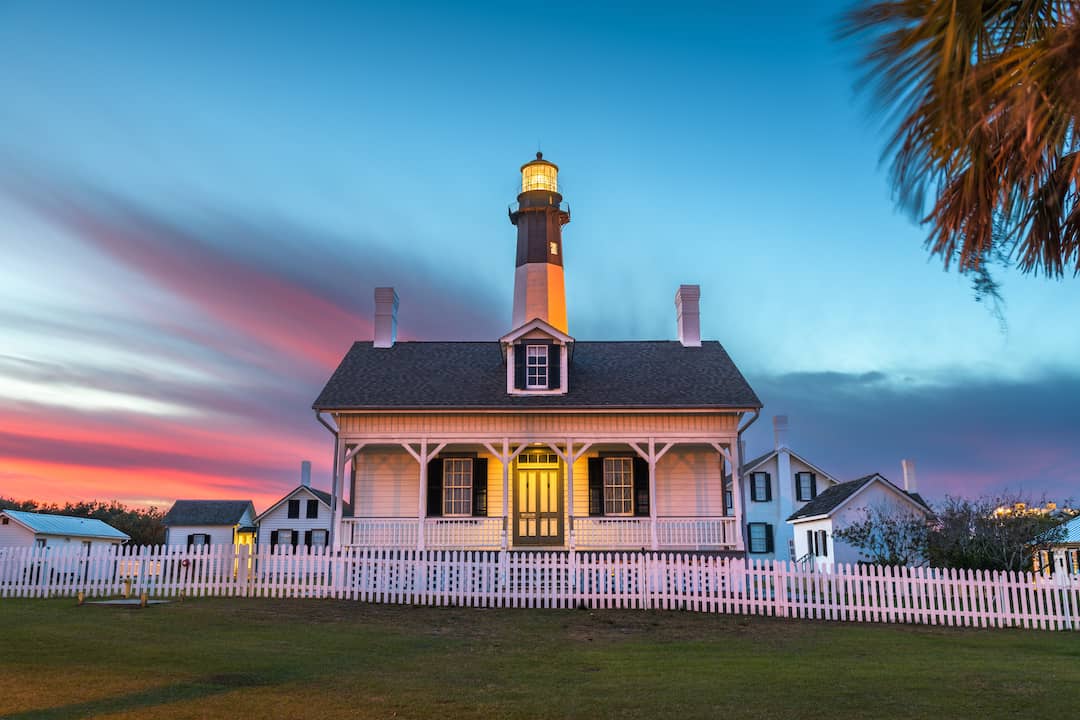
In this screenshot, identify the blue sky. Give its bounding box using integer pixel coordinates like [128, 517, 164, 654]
[0, 1, 1077, 507]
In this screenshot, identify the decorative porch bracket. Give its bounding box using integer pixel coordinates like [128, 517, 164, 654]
[482, 440, 529, 549]
[629, 439, 674, 551]
[544, 439, 594, 549]
[401, 440, 448, 550]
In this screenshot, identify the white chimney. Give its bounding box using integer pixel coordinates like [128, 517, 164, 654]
[373, 287, 399, 348]
[773, 415, 789, 450]
[300, 460, 311, 488]
[675, 284, 701, 347]
[902, 458, 917, 493]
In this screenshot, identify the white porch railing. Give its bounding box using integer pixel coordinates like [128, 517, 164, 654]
[424, 518, 502, 549]
[344, 516, 737, 550]
[656, 517, 737, 549]
[574, 518, 651, 549]
[342, 518, 502, 549]
[575, 517, 737, 550]
[343, 518, 418, 548]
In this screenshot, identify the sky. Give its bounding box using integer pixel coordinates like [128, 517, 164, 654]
[0, 1, 1077, 511]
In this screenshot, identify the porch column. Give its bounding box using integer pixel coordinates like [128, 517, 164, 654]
[331, 438, 346, 550]
[729, 438, 744, 552]
[565, 437, 575, 549]
[416, 439, 428, 551]
[648, 438, 659, 551]
[501, 438, 510, 550]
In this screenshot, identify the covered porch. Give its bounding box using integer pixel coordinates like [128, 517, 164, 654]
[330, 435, 744, 552]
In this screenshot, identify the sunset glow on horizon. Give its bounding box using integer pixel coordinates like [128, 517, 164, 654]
[1, 1, 1078, 513]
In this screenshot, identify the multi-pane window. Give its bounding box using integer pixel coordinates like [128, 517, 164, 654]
[809, 529, 828, 558]
[796, 472, 817, 501]
[526, 345, 548, 388]
[277, 530, 293, 547]
[748, 523, 771, 554]
[724, 490, 734, 515]
[310, 530, 328, 548]
[603, 457, 634, 516]
[443, 458, 473, 516]
[1069, 549, 1080, 575]
[306, 499, 319, 519]
[750, 472, 770, 502]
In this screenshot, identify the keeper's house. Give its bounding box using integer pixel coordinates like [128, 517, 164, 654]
[313, 154, 761, 552]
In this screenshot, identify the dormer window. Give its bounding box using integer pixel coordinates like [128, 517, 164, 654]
[526, 345, 548, 388]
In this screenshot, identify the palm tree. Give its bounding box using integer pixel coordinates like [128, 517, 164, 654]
[842, 1, 1080, 278]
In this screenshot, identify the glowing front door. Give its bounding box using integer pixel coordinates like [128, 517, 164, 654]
[513, 462, 563, 546]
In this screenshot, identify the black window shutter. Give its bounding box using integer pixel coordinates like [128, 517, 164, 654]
[514, 344, 526, 389]
[186, 534, 194, 549]
[548, 345, 560, 389]
[746, 524, 753, 552]
[806, 530, 813, 556]
[291, 530, 299, 548]
[632, 456, 650, 517]
[288, 499, 300, 519]
[810, 474, 818, 499]
[306, 500, 318, 519]
[765, 524, 775, 553]
[764, 473, 772, 502]
[820, 531, 828, 557]
[270, 530, 279, 547]
[587, 457, 604, 516]
[749, 474, 759, 502]
[472, 458, 489, 517]
[426, 458, 444, 517]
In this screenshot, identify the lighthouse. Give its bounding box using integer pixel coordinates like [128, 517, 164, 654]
[510, 152, 571, 333]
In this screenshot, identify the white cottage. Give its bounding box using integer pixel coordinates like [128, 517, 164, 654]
[313, 153, 762, 553]
[1034, 514, 1080, 577]
[255, 461, 347, 551]
[787, 464, 931, 569]
[0, 510, 129, 551]
[734, 415, 839, 560]
[162, 500, 256, 549]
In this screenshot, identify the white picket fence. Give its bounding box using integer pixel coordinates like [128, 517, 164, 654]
[1, 544, 1077, 631]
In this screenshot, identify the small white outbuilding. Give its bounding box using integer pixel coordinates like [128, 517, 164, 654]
[0, 510, 130, 551]
[786, 468, 931, 570]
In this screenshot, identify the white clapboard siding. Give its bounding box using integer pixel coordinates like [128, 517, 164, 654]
[2, 545, 1078, 632]
[654, 446, 725, 517]
[257, 488, 332, 547]
[166, 525, 236, 547]
[354, 447, 420, 517]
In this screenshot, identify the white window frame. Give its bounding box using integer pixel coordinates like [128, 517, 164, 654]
[796, 472, 816, 501]
[603, 457, 634, 516]
[276, 529, 293, 547]
[310, 529, 328, 548]
[525, 345, 548, 389]
[443, 457, 473, 517]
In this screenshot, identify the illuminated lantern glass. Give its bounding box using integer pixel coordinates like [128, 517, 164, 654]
[521, 161, 558, 193]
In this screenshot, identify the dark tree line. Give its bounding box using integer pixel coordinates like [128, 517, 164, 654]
[0, 498, 166, 546]
[835, 493, 1074, 572]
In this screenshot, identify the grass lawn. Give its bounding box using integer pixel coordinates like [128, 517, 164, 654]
[1, 599, 1077, 719]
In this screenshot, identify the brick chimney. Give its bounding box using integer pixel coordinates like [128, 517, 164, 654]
[902, 459, 917, 493]
[373, 287, 399, 348]
[675, 285, 701, 347]
[300, 460, 311, 488]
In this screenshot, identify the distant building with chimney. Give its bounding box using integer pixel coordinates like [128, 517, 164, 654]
[313, 153, 762, 553]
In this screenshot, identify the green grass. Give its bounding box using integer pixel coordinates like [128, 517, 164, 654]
[1, 599, 1078, 719]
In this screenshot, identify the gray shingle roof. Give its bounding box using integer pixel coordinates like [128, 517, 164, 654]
[786, 474, 931, 522]
[313, 341, 761, 410]
[162, 500, 253, 526]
